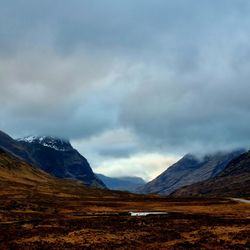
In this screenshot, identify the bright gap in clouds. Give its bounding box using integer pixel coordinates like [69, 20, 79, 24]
[72, 128, 180, 181]
[93, 153, 180, 182]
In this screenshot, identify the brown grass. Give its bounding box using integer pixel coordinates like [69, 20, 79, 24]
[0, 181, 249, 250]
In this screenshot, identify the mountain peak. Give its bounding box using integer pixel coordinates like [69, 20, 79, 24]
[17, 136, 72, 152]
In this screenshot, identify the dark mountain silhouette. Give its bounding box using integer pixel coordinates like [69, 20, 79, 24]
[138, 150, 244, 195]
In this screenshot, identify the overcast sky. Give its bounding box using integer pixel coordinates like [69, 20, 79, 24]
[1, 1, 250, 180]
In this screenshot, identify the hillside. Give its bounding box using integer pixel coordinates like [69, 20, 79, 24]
[0, 131, 33, 162]
[138, 150, 244, 195]
[0, 147, 124, 199]
[0, 147, 55, 185]
[172, 151, 250, 197]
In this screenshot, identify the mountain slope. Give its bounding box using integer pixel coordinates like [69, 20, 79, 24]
[0, 131, 105, 188]
[0, 147, 56, 185]
[0, 131, 33, 162]
[0, 147, 128, 200]
[172, 151, 250, 197]
[96, 174, 146, 192]
[138, 150, 244, 195]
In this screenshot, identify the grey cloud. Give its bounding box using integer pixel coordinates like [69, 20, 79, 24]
[72, 128, 140, 160]
[1, 0, 250, 159]
[119, 34, 250, 153]
[1, 1, 246, 54]
[0, 47, 129, 139]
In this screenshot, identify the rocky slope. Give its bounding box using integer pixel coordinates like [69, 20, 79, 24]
[172, 151, 250, 197]
[0, 130, 105, 188]
[96, 174, 146, 192]
[138, 150, 244, 195]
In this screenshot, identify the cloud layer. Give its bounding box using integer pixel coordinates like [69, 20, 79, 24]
[1, 0, 250, 178]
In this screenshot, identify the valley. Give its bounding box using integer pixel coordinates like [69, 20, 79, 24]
[0, 130, 249, 249]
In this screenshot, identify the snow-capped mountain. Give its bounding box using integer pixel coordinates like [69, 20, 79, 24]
[17, 136, 72, 151]
[0, 131, 105, 188]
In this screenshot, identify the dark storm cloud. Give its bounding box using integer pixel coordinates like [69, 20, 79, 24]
[1, 0, 250, 157]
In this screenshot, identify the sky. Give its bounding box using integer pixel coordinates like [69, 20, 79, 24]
[1, 1, 250, 180]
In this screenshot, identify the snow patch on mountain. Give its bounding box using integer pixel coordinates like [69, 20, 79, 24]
[17, 136, 72, 151]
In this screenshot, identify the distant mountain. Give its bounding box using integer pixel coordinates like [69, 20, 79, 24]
[96, 174, 146, 192]
[138, 150, 244, 196]
[0, 131, 105, 188]
[172, 151, 250, 197]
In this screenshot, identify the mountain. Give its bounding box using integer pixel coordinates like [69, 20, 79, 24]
[172, 151, 250, 197]
[17, 136, 105, 188]
[138, 150, 244, 196]
[96, 174, 146, 192]
[0, 131, 105, 188]
[0, 147, 127, 201]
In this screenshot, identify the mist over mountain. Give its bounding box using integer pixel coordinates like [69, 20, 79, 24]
[138, 150, 245, 195]
[172, 150, 250, 197]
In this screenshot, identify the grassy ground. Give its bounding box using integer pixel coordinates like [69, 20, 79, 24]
[0, 180, 249, 249]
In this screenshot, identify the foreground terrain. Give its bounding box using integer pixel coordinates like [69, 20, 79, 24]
[0, 190, 249, 249]
[0, 148, 249, 249]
